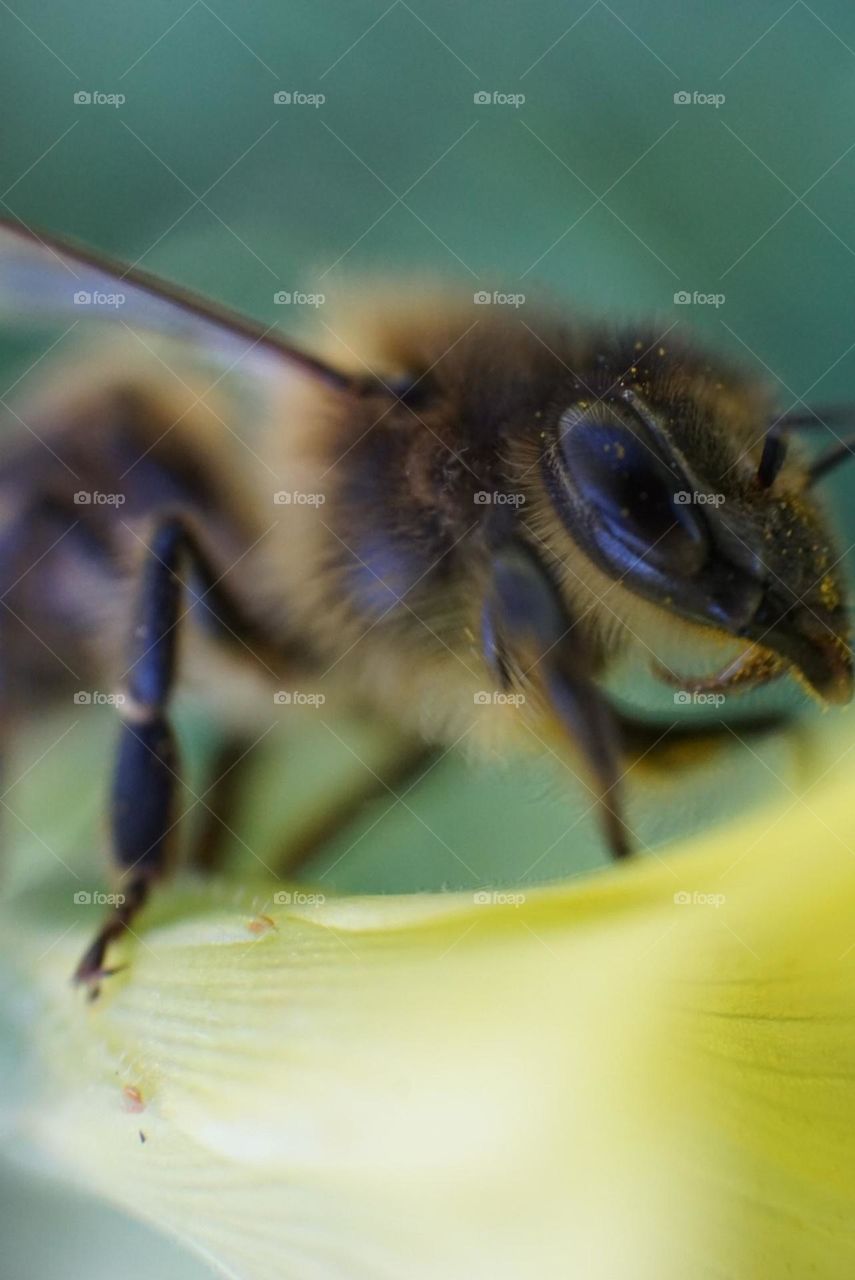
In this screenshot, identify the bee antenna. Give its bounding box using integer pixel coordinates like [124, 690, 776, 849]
[807, 435, 855, 486]
[758, 404, 855, 489]
[775, 404, 855, 431]
[757, 426, 788, 489]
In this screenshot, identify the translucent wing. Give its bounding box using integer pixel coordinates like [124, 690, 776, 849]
[0, 217, 351, 390]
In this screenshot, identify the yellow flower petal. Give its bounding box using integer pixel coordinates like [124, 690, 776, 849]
[5, 742, 855, 1279]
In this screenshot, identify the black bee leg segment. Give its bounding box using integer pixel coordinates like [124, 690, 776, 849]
[542, 650, 631, 859]
[73, 708, 181, 997]
[276, 740, 440, 879]
[72, 862, 158, 999]
[73, 515, 246, 993]
[486, 537, 631, 859]
[616, 707, 794, 777]
[190, 733, 256, 872]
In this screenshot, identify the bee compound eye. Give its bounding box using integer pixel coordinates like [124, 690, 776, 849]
[557, 413, 709, 577]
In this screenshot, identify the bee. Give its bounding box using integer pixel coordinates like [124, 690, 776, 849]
[0, 217, 851, 995]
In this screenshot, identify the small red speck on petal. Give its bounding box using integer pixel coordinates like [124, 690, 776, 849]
[247, 913, 277, 936]
[122, 1085, 145, 1114]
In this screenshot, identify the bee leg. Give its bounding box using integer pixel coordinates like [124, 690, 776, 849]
[276, 740, 439, 878]
[73, 712, 178, 998]
[190, 734, 256, 872]
[191, 734, 439, 880]
[651, 645, 786, 695]
[616, 707, 793, 775]
[485, 536, 631, 860]
[73, 515, 252, 996]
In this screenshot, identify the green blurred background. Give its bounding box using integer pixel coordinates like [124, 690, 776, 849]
[2, 0, 855, 1274]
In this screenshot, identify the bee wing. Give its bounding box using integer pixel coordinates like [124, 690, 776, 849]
[0, 217, 351, 390]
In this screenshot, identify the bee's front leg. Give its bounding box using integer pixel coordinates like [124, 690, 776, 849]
[73, 514, 259, 998]
[483, 529, 631, 860]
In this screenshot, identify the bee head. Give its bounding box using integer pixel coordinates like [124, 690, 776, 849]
[536, 339, 853, 704]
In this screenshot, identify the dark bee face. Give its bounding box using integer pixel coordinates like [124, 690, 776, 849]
[542, 382, 852, 704]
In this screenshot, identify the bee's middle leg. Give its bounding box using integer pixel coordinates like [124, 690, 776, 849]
[275, 739, 440, 880]
[190, 733, 259, 873]
[73, 514, 258, 996]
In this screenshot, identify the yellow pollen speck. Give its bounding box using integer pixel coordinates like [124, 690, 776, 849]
[819, 575, 841, 611]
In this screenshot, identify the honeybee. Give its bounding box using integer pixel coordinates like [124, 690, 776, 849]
[0, 217, 851, 995]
